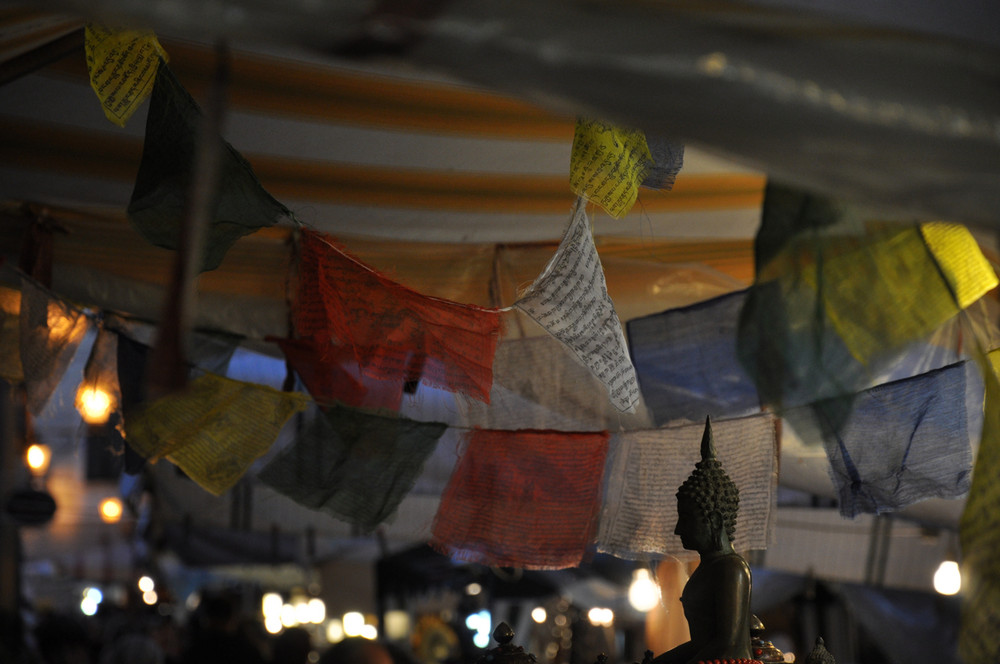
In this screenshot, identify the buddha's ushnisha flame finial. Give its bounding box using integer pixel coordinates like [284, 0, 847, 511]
[701, 415, 716, 462]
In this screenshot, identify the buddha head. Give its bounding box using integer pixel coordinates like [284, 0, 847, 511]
[675, 417, 740, 551]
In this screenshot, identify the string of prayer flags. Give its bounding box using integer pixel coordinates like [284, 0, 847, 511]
[294, 230, 502, 402]
[458, 334, 653, 432]
[84, 23, 167, 127]
[960, 349, 1000, 664]
[598, 413, 778, 560]
[628, 288, 760, 425]
[0, 286, 22, 382]
[789, 362, 972, 518]
[258, 405, 447, 532]
[431, 428, 610, 569]
[270, 337, 403, 411]
[128, 60, 291, 272]
[125, 372, 309, 495]
[19, 278, 90, 414]
[514, 200, 639, 412]
[570, 118, 653, 218]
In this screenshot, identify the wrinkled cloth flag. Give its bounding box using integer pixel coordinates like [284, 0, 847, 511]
[128, 61, 290, 272]
[19, 278, 90, 414]
[295, 230, 502, 403]
[458, 334, 653, 432]
[791, 362, 972, 518]
[84, 23, 167, 127]
[432, 428, 609, 569]
[0, 286, 22, 382]
[570, 118, 653, 218]
[270, 336, 403, 411]
[628, 288, 759, 425]
[960, 349, 1000, 664]
[598, 413, 777, 559]
[739, 184, 996, 421]
[514, 201, 639, 412]
[258, 405, 447, 532]
[126, 372, 309, 495]
[641, 135, 685, 190]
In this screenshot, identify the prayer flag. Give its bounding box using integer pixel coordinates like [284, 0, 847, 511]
[126, 372, 309, 495]
[792, 362, 972, 517]
[598, 413, 777, 559]
[641, 135, 685, 190]
[294, 230, 502, 402]
[271, 336, 404, 411]
[258, 405, 446, 531]
[739, 183, 997, 418]
[570, 118, 653, 218]
[628, 289, 760, 425]
[128, 61, 290, 272]
[960, 349, 1000, 664]
[431, 428, 609, 569]
[458, 334, 653, 432]
[514, 200, 639, 412]
[84, 23, 167, 127]
[19, 278, 90, 414]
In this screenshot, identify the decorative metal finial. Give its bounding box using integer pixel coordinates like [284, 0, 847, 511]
[701, 415, 716, 462]
[476, 622, 536, 664]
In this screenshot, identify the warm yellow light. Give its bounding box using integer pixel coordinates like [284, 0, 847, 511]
[531, 607, 547, 624]
[142, 589, 158, 605]
[587, 608, 613, 627]
[262, 592, 283, 618]
[25, 444, 51, 476]
[76, 386, 113, 425]
[99, 497, 122, 523]
[628, 568, 661, 612]
[307, 598, 326, 624]
[343, 611, 365, 637]
[137, 576, 155, 593]
[934, 560, 962, 595]
[265, 616, 283, 635]
[359, 624, 378, 640]
[384, 610, 411, 640]
[280, 604, 297, 628]
[326, 619, 345, 644]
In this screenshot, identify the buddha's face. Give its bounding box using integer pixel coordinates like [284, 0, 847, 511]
[675, 496, 717, 552]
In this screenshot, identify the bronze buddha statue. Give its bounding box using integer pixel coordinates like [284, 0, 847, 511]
[652, 417, 756, 664]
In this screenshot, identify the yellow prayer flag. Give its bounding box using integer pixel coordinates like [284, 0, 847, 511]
[84, 23, 167, 127]
[806, 225, 995, 365]
[959, 349, 1000, 664]
[921, 222, 998, 308]
[126, 373, 309, 495]
[569, 118, 652, 219]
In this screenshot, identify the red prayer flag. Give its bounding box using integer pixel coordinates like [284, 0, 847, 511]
[431, 428, 610, 569]
[270, 336, 403, 411]
[295, 230, 502, 402]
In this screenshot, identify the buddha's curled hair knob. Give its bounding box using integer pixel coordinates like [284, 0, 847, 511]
[494, 623, 514, 646]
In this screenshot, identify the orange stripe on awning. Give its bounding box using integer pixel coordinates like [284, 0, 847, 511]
[0, 118, 764, 213]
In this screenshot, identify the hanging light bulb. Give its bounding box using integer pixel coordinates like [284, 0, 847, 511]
[628, 568, 661, 612]
[99, 497, 123, 523]
[76, 385, 113, 425]
[933, 560, 962, 595]
[25, 443, 52, 477]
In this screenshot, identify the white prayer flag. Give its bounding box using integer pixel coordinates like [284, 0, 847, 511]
[514, 200, 639, 412]
[598, 413, 778, 559]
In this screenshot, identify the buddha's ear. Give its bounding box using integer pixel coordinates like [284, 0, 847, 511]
[707, 510, 728, 545]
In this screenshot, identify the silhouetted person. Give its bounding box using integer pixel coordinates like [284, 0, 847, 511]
[183, 593, 265, 664]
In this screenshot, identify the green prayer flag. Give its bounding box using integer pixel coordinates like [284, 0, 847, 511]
[258, 405, 447, 532]
[128, 60, 290, 272]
